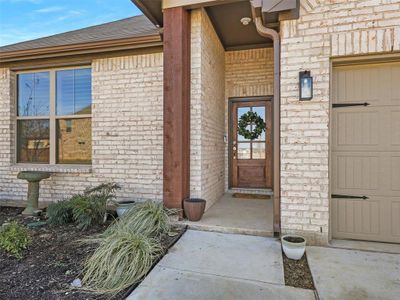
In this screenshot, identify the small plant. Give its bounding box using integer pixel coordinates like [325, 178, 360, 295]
[0, 222, 31, 259]
[103, 201, 175, 238]
[71, 183, 121, 230]
[47, 200, 73, 225]
[82, 231, 162, 295]
[46, 182, 121, 230]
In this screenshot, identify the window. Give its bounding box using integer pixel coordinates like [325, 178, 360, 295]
[16, 67, 92, 164]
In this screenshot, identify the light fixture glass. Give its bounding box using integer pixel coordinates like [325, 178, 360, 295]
[299, 71, 313, 101]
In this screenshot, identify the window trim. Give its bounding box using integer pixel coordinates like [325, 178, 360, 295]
[15, 65, 92, 165]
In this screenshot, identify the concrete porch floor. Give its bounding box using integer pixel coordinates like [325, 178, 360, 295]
[178, 193, 274, 237]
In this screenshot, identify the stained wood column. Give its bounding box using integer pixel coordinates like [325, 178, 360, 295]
[163, 7, 191, 210]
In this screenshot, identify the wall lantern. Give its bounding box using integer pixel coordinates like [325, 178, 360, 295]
[299, 71, 313, 101]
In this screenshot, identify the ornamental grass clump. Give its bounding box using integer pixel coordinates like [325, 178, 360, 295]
[82, 201, 176, 295]
[103, 201, 176, 238]
[0, 221, 31, 259]
[82, 232, 162, 295]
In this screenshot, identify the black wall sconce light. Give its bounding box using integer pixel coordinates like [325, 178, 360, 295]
[299, 71, 313, 101]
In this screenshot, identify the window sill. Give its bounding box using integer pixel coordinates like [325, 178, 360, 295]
[11, 164, 92, 174]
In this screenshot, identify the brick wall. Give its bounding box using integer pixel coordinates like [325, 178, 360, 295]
[280, 0, 400, 244]
[0, 52, 164, 204]
[191, 9, 226, 209]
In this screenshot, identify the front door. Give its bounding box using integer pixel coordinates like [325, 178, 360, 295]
[230, 99, 272, 188]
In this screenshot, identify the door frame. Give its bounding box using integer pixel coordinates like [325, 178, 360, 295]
[329, 53, 400, 242]
[228, 96, 273, 189]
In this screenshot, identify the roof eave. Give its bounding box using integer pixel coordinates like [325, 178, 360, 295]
[131, 0, 163, 27]
[0, 34, 162, 63]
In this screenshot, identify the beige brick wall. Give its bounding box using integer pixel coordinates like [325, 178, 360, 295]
[280, 0, 400, 244]
[0, 53, 164, 204]
[191, 8, 226, 209]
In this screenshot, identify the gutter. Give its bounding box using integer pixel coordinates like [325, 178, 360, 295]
[250, 0, 281, 235]
[0, 35, 162, 63]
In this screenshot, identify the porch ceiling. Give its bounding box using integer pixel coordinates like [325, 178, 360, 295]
[205, 1, 273, 51]
[132, 0, 300, 51]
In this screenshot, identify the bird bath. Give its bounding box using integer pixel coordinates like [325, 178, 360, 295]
[17, 171, 51, 216]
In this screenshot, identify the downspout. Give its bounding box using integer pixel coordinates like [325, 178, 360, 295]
[250, 2, 281, 235]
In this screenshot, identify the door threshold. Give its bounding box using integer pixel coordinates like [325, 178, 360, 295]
[228, 188, 273, 195]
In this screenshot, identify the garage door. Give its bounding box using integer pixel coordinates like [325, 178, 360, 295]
[331, 61, 400, 243]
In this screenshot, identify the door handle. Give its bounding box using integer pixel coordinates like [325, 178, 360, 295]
[331, 194, 369, 200]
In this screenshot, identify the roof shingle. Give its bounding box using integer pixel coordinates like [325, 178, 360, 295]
[0, 15, 158, 53]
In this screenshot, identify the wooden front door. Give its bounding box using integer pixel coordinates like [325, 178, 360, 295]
[230, 99, 272, 188]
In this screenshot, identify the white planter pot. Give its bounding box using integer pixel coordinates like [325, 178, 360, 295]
[281, 235, 306, 260]
[115, 201, 136, 217]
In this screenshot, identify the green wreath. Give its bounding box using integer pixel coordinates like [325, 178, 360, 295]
[238, 111, 266, 140]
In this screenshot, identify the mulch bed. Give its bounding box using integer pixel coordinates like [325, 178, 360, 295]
[282, 251, 315, 290]
[0, 206, 185, 300]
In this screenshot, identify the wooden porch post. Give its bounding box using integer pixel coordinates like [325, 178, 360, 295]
[163, 7, 191, 210]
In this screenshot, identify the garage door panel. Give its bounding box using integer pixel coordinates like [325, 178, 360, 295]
[391, 111, 400, 146]
[335, 110, 379, 147]
[332, 152, 399, 197]
[333, 196, 400, 243]
[392, 201, 400, 237]
[333, 198, 380, 236]
[332, 61, 400, 243]
[391, 156, 400, 192]
[333, 64, 399, 106]
[332, 153, 379, 192]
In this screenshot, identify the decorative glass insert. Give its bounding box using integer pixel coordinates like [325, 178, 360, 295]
[17, 120, 50, 163]
[252, 142, 265, 159]
[237, 142, 251, 159]
[17, 72, 49, 116]
[237, 107, 251, 141]
[56, 68, 92, 115]
[236, 105, 266, 160]
[56, 118, 92, 164]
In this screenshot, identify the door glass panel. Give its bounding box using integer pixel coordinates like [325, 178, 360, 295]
[252, 142, 265, 159]
[253, 106, 266, 141]
[237, 107, 251, 141]
[237, 143, 250, 159]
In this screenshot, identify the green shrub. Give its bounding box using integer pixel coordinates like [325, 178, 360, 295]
[0, 222, 31, 258]
[46, 182, 121, 230]
[71, 183, 121, 230]
[82, 231, 162, 295]
[46, 200, 73, 225]
[103, 201, 175, 238]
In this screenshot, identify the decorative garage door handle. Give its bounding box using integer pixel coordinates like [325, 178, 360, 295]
[332, 102, 370, 108]
[331, 194, 369, 200]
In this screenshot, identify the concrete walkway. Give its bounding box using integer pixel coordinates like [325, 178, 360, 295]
[128, 230, 315, 300]
[307, 246, 400, 300]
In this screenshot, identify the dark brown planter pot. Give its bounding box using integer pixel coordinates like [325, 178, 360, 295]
[183, 198, 206, 222]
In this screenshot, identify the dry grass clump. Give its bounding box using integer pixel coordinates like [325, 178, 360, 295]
[82, 201, 176, 296]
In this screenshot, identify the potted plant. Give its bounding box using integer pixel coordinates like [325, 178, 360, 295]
[114, 200, 136, 217]
[183, 198, 206, 221]
[281, 234, 306, 260]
